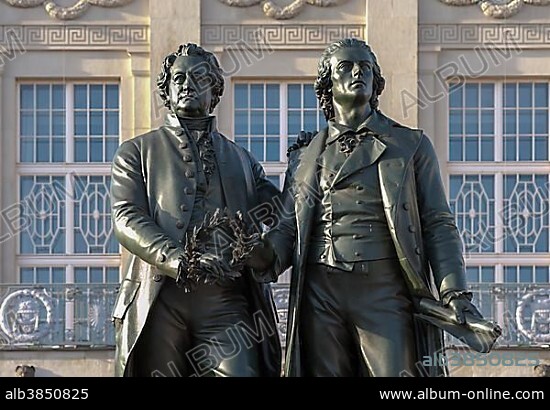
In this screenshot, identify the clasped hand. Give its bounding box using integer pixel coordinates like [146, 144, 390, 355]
[447, 296, 483, 325]
[195, 231, 267, 279]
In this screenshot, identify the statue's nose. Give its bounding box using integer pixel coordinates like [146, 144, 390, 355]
[352, 64, 363, 77]
[181, 76, 196, 92]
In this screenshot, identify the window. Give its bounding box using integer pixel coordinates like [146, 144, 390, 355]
[234, 83, 281, 163]
[503, 83, 548, 162]
[17, 82, 120, 284]
[504, 266, 550, 284]
[448, 81, 550, 286]
[449, 83, 495, 162]
[233, 81, 326, 180]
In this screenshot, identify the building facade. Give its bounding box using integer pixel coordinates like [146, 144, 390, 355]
[0, 0, 548, 376]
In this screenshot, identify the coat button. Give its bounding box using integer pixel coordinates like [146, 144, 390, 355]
[352, 234, 362, 239]
[179, 142, 188, 149]
[153, 274, 163, 282]
[403, 203, 410, 211]
[176, 221, 184, 229]
[354, 251, 361, 257]
[183, 155, 192, 162]
[184, 187, 193, 195]
[356, 200, 364, 205]
[180, 204, 188, 212]
[158, 254, 166, 263]
[409, 225, 416, 233]
[185, 170, 194, 178]
[356, 185, 364, 191]
[415, 247, 421, 255]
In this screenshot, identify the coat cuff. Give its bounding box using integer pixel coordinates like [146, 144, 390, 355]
[157, 245, 184, 280]
[439, 274, 467, 299]
[441, 290, 473, 306]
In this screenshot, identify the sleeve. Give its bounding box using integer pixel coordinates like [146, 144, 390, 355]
[414, 134, 467, 297]
[262, 150, 301, 277]
[110, 139, 183, 279]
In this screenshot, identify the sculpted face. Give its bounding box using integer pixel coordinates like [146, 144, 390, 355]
[169, 55, 213, 118]
[329, 46, 374, 113]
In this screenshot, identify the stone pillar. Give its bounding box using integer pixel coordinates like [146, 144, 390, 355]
[129, 51, 151, 138]
[0, 63, 4, 283]
[417, 50, 449, 188]
[365, 0, 419, 127]
[149, 0, 201, 127]
[1, 60, 18, 284]
[417, 51, 439, 142]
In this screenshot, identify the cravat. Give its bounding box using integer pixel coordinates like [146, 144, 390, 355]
[337, 129, 372, 155]
[195, 131, 216, 184]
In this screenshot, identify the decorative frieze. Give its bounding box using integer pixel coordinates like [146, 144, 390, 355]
[420, 23, 550, 47]
[202, 24, 364, 47]
[0, 25, 149, 50]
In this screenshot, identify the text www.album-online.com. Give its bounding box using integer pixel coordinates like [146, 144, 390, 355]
[379, 388, 544, 400]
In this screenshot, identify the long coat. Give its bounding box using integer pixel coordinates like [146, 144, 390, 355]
[267, 110, 467, 377]
[110, 116, 281, 377]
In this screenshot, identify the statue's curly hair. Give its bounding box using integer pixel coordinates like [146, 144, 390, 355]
[314, 38, 385, 121]
[157, 43, 224, 112]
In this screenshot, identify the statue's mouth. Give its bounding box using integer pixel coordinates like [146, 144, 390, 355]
[179, 94, 197, 102]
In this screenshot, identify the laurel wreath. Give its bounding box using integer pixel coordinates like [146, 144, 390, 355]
[176, 208, 261, 292]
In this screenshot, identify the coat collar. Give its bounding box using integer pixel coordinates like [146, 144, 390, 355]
[164, 112, 217, 132]
[326, 109, 391, 145]
[164, 112, 226, 164]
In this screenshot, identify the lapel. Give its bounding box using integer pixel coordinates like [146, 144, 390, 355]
[378, 150, 406, 229]
[377, 126, 429, 297]
[330, 110, 391, 186]
[376, 118, 421, 230]
[332, 136, 386, 186]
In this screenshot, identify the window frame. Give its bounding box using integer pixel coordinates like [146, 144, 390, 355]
[232, 79, 324, 178]
[16, 80, 121, 284]
[447, 79, 550, 283]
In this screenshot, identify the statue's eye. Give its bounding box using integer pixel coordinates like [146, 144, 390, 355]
[172, 74, 185, 84]
[360, 63, 372, 71]
[337, 62, 353, 71]
[192, 72, 208, 82]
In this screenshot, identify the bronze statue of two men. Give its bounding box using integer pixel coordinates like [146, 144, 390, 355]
[111, 38, 485, 377]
